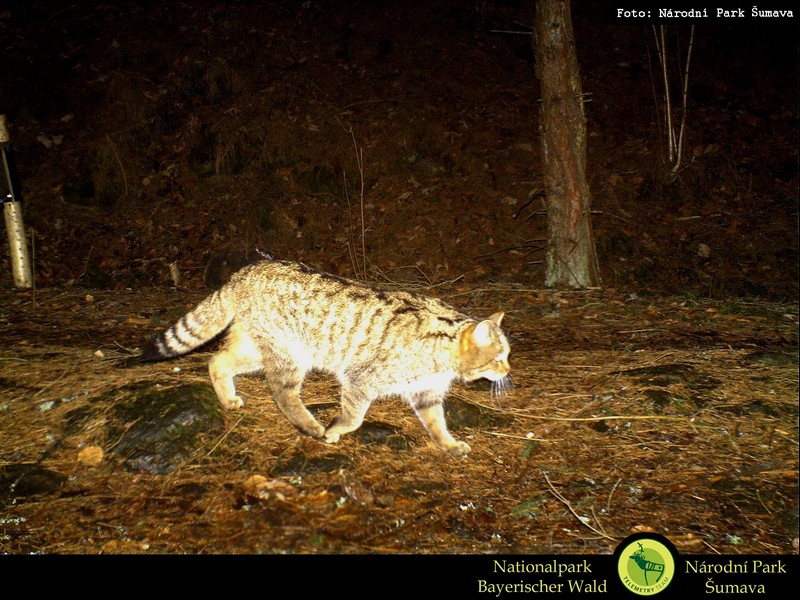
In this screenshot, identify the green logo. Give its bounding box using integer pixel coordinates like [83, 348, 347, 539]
[616, 535, 676, 595]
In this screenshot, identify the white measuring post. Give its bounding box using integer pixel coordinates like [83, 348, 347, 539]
[1, 115, 33, 288]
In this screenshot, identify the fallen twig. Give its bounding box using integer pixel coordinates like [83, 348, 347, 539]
[544, 472, 617, 542]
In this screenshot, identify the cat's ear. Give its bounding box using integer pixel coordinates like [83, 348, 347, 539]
[472, 320, 492, 346]
[473, 314, 502, 346]
[467, 312, 504, 348]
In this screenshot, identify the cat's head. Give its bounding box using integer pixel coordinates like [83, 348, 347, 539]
[458, 312, 511, 383]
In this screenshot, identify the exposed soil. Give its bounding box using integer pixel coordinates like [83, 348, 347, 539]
[0, 1, 797, 556]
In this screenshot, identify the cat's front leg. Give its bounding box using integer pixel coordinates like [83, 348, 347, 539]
[411, 393, 471, 457]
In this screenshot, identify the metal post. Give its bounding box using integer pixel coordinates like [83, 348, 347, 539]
[1, 115, 33, 288]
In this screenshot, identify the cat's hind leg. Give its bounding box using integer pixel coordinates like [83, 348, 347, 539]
[324, 386, 372, 444]
[208, 329, 263, 410]
[266, 367, 326, 439]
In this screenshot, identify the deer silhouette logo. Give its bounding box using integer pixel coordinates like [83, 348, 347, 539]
[629, 542, 665, 585]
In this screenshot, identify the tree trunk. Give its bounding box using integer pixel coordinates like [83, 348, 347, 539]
[532, 0, 601, 288]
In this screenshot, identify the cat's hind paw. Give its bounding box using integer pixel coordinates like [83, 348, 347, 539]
[323, 430, 341, 444]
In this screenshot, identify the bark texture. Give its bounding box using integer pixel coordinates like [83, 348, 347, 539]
[533, 0, 601, 288]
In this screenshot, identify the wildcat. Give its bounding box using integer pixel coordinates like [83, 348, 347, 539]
[141, 260, 510, 457]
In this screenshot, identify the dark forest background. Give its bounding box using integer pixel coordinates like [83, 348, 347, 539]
[1, 1, 797, 298]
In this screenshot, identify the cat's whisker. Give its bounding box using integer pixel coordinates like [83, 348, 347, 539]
[490, 374, 513, 402]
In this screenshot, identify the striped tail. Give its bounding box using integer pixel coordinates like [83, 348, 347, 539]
[141, 290, 234, 362]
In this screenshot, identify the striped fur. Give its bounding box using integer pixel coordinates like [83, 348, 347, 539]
[141, 290, 232, 361]
[141, 259, 510, 456]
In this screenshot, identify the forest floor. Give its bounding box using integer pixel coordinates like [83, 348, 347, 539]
[1, 285, 797, 554]
[0, 1, 797, 557]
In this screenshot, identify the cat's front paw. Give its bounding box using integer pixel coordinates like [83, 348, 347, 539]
[219, 395, 244, 410]
[445, 440, 471, 458]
